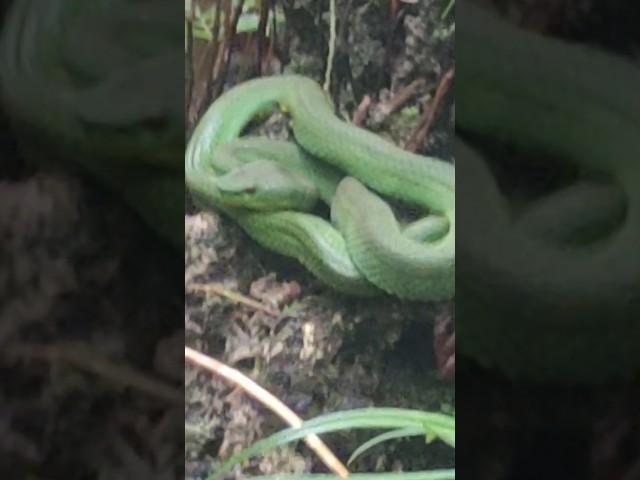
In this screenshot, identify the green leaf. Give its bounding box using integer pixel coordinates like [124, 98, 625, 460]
[209, 408, 455, 480]
[348, 427, 425, 465]
[246, 470, 455, 480]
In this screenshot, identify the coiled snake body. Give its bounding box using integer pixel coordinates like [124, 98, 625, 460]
[0, 0, 183, 248]
[457, 2, 640, 381]
[186, 75, 455, 301]
[7, 0, 637, 381]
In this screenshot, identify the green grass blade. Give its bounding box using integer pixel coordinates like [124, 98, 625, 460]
[209, 409, 454, 480]
[191, 2, 285, 44]
[347, 427, 425, 465]
[246, 469, 455, 480]
[441, 0, 454, 20]
[422, 420, 455, 448]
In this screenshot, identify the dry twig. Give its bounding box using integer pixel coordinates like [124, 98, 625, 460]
[255, 0, 271, 75]
[188, 282, 280, 316]
[185, 348, 350, 478]
[377, 78, 427, 122]
[405, 67, 454, 152]
[352, 94, 372, 126]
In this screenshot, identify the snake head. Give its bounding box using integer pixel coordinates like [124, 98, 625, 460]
[216, 159, 320, 212]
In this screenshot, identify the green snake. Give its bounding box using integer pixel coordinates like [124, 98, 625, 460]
[5, 0, 638, 381]
[0, 0, 184, 248]
[186, 75, 455, 301]
[456, 1, 640, 382]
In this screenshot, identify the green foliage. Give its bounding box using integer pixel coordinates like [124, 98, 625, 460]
[246, 472, 455, 480]
[186, 0, 285, 43]
[209, 407, 455, 480]
[441, 0, 454, 20]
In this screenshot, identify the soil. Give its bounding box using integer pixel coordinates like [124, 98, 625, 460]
[0, 2, 184, 478]
[0, 131, 184, 478]
[1, 1, 637, 480]
[185, 1, 455, 478]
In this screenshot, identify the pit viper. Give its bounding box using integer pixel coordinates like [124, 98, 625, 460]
[0, 0, 184, 248]
[186, 75, 455, 301]
[456, 1, 640, 382]
[5, 0, 637, 381]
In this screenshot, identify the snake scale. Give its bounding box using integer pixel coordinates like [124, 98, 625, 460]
[0, 0, 184, 248]
[3, 0, 639, 381]
[457, 1, 640, 382]
[186, 75, 455, 301]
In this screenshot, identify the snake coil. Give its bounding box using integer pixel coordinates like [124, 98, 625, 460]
[0, 0, 183, 247]
[186, 75, 455, 301]
[457, 1, 640, 382]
